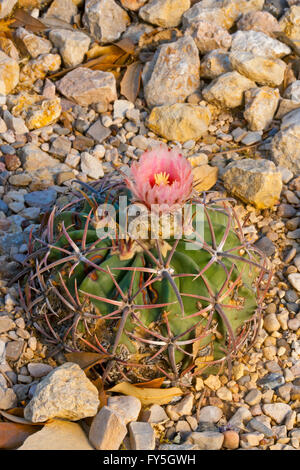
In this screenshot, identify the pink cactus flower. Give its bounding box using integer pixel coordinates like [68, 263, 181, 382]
[125, 145, 194, 212]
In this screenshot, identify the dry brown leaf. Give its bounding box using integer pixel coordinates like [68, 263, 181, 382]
[193, 165, 218, 192]
[134, 377, 165, 389]
[0, 422, 41, 449]
[108, 382, 183, 406]
[92, 376, 107, 409]
[113, 37, 136, 55]
[65, 351, 110, 372]
[120, 61, 143, 103]
[86, 44, 125, 61]
[11, 8, 46, 33]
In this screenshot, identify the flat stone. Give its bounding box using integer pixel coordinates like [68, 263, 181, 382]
[44, 0, 77, 23]
[185, 20, 232, 54]
[83, 0, 130, 43]
[57, 68, 117, 107]
[18, 420, 94, 450]
[24, 189, 57, 210]
[198, 406, 223, 423]
[121, 0, 147, 10]
[204, 375, 221, 391]
[141, 404, 168, 423]
[18, 144, 60, 172]
[263, 403, 291, 424]
[89, 406, 127, 450]
[187, 431, 224, 450]
[228, 407, 252, 428]
[49, 29, 91, 68]
[169, 393, 193, 417]
[254, 236, 276, 256]
[231, 30, 291, 58]
[240, 432, 264, 447]
[5, 340, 24, 361]
[129, 422, 155, 450]
[107, 395, 141, 424]
[86, 119, 111, 143]
[24, 362, 100, 422]
[223, 159, 282, 209]
[3, 110, 28, 134]
[202, 71, 255, 108]
[143, 36, 200, 108]
[230, 51, 286, 87]
[27, 363, 53, 378]
[288, 273, 300, 292]
[50, 136, 71, 159]
[248, 418, 274, 437]
[147, 103, 211, 142]
[139, 0, 190, 27]
[244, 389, 262, 406]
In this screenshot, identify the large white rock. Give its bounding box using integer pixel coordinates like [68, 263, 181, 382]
[139, 0, 190, 27]
[279, 5, 300, 47]
[143, 36, 200, 108]
[271, 121, 300, 173]
[202, 71, 255, 108]
[231, 30, 291, 58]
[185, 20, 232, 53]
[83, 0, 130, 43]
[24, 362, 100, 422]
[284, 80, 300, 103]
[230, 51, 286, 87]
[244, 87, 280, 131]
[49, 29, 91, 67]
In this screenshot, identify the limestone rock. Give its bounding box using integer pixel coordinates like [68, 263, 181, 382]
[15, 28, 52, 59]
[141, 404, 168, 423]
[0, 0, 17, 19]
[89, 406, 127, 450]
[185, 20, 232, 54]
[223, 159, 282, 209]
[193, 165, 218, 191]
[188, 431, 224, 450]
[0, 51, 19, 95]
[83, 0, 130, 43]
[143, 36, 200, 108]
[230, 51, 286, 87]
[18, 144, 60, 171]
[121, 0, 147, 10]
[139, 0, 190, 27]
[198, 406, 223, 423]
[24, 362, 100, 422]
[57, 68, 117, 107]
[231, 31, 291, 58]
[237, 10, 280, 35]
[244, 87, 280, 131]
[279, 5, 300, 47]
[107, 395, 141, 424]
[129, 422, 155, 450]
[262, 403, 291, 424]
[44, 0, 77, 23]
[202, 71, 255, 108]
[147, 103, 211, 142]
[288, 273, 300, 292]
[25, 98, 62, 130]
[81, 152, 104, 179]
[49, 29, 91, 67]
[271, 122, 300, 173]
[284, 80, 300, 103]
[19, 54, 61, 86]
[18, 420, 94, 450]
[200, 50, 232, 79]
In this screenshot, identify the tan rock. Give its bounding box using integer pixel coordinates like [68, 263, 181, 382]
[0, 0, 17, 19]
[204, 374, 221, 391]
[231, 30, 291, 58]
[0, 36, 19, 60]
[147, 103, 211, 142]
[121, 0, 147, 10]
[15, 27, 52, 59]
[185, 20, 232, 54]
[139, 0, 190, 27]
[244, 87, 280, 131]
[223, 159, 282, 209]
[143, 36, 200, 108]
[49, 29, 91, 68]
[18, 420, 94, 450]
[83, 0, 130, 43]
[25, 98, 62, 130]
[202, 71, 255, 108]
[200, 50, 232, 79]
[89, 406, 127, 450]
[230, 51, 286, 87]
[193, 165, 218, 191]
[279, 5, 300, 47]
[223, 430, 239, 449]
[237, 10, 280, 35]
[271, 122, 300, 173]
[44, 0, 77, 23]
[0, 51, 19, 95]
[57, 68, 117, 107]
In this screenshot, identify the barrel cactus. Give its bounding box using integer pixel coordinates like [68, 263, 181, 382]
[21, 145, 272, 383]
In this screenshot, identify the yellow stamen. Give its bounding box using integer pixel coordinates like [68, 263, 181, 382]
[154, 172, 170, 186]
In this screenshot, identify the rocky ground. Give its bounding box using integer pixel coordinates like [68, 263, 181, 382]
[0, 0, 299, 451]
